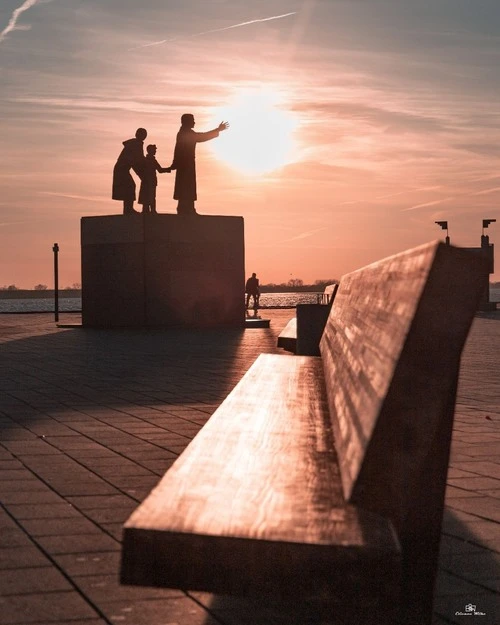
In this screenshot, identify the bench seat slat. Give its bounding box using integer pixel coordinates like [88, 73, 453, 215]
[121, 353, 400, 594]
[276, 317, 296, 352]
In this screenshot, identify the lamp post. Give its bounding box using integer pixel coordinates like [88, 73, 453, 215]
[482, 218, 496, 238]
[53, 243, 59, 322]
[435, 221, 450, 245]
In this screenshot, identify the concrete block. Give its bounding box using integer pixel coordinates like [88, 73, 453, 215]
[81, 214, 245, 327]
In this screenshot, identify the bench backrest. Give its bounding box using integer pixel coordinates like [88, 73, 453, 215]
[320, 241, 485, 525]
[319, 283, 339, 305]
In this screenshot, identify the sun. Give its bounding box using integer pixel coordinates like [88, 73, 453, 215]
[209, 87, 298, 176]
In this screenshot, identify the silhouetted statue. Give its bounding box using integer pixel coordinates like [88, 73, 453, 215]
[112, 128, 147, 215]
[169, 114, 229, 215]
[245, 272, 260, 310]
[138, 144, 171, 214]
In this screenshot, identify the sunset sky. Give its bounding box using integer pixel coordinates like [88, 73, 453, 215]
[1, 0, 499, 288]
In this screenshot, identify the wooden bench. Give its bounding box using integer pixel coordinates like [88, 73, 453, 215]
[121, 242, 486, 624]
[277, 283, 338, 355]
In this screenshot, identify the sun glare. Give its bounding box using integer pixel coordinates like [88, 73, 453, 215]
[209, 88, 298, 176]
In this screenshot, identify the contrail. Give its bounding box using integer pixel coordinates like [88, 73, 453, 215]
[0, 0, 41, 44]
[130, 12, 297, 51]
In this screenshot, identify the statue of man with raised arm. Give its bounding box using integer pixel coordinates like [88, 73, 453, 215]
[169, 114, 229, 215]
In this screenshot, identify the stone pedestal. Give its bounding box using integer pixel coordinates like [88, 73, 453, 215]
[81, 214, 245, 327]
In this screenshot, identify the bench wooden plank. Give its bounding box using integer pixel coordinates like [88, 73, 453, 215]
[319, 241, 487, 621]
[276, 317, 296, 352]
[121, 354, 400, 598]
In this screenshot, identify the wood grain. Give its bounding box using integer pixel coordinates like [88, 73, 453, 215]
[121, 354, 399, 595]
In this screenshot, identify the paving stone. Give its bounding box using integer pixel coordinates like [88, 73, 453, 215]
[135, 459, 176, 473]
[435, 570, 492, 596]
[448, 476, 500, 491]
[46, 481, 120, 497]
[0, 490, 66, 505]
[44, 437, 108, 451]
[105, 475, 160, 490]
[0, 459, 24, 470]
[99, 596, 222, 625]
[440, 549, 500, 580]
[54, 551, 122, 576]
[4, 502, 82, 520]
[1, 441, 62, 456]
[36, 532, 119, 554]
[446, 497, 500, 523]
[74, 574, 183, 604]
[0, 545, 51, 569]
[66, 495, 136, 510]
[189, 592, 364, 625]
[0, 469, 41, 481]
[81, 507, 136, 525]
[0, 478, 47, 493]
[0, 590, 99, 623]
[66, 448, 123, 458]
[451, 462, 500, 480]
[118, 449, 177, 461]
[32, 621, 107, 625]
[0, 525, 34, 549]
[19, 517, 102, 537]
[445, 486, 483, 499]
[88, 465, 154, 479]
[0, 566, 73, 595]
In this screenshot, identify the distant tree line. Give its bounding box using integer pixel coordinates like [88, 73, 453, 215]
[260, 278, 339, 293]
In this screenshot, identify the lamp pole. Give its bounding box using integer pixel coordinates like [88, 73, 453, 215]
[435, 221, 449, 245]
[53, 243, 59, 322]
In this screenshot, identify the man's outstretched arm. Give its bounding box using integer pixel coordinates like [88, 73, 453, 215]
[194, 121, 229, 143]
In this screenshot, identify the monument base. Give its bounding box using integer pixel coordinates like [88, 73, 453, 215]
[81, 214, 245, 328]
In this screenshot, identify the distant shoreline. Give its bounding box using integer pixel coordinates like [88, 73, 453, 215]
[0, 287, 327, 299]
[0, 290, 81, 299]
[2, 282, 499, 299]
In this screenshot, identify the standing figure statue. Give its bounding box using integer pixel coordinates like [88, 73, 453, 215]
[112, 128, 147, 215]
[138, 144, 171, 214]
[169, 114, 229, 215]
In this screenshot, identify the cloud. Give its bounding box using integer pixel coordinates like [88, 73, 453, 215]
[281, 226, 330, 243]
[471, 186, 500, 196]
[401, 197, 454, 212]
[38, 191, 110, 203]
[130, 12, 297, 50]
[0, 0, 45, 44]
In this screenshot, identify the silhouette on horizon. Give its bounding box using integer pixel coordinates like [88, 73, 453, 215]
[169, 114, 229, 215]
[138, 144, 171, 214]
[112, 128, 147, 215]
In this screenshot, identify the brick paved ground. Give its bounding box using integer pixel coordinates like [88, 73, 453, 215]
[0, 310, 498, 625]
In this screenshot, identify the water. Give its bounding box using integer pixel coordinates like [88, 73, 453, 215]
[0, 293, 322, 313]
[0, 298, 82, 313]
[1, 287, 498, 314]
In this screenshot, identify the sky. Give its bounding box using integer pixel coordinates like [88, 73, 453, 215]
[1, 0, 499, 288]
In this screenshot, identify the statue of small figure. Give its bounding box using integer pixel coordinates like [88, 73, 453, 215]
[245, 273, 260, 311]
[112, 128, 147, 215]
[138, 144, 171, 214]
[169, 114, 229, 215]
